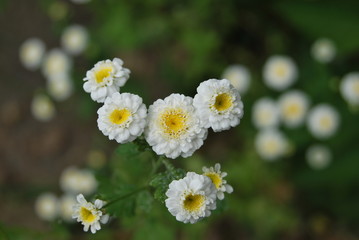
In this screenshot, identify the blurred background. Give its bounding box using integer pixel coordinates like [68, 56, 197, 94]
[1, 0, 359, 239]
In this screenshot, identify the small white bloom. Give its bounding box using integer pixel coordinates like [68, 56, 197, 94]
[263, 55, 298, 91]
[35, 193, 59, 221]
[202, 163, 233, 200]
[59, 167, 98, 195]
[97, 92, 147, 143]
[307, 104, 340, 139]
[61, 25, 89, 55]
[278, 90, 310, 128]
[31, 93, 55, 122]
[252, 97, 280, 129]
[255, 129, 288, 161]
[59, 195, 77, 222]
[145, 94, 207, 159]
[340, 72, 359, 106]
[165, 172, 217, 224]
[46, 73, 74, 101]
[72, 194, 109, 234]
[83, 58, 130, 103]
[193, 79, 244, 132]
[311, 38, 336, 63]
[221, 65, 251, 94]
[306, 144, 332, 170]
[42, 49, 72, 78]
[19, 38, 46, 70]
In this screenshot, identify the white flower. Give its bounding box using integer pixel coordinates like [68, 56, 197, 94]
[340, 72, 359, 106]
[59, 195, 77, 222]
[42, 49, 72, 78]
[255, 129, 288, 161]
[31, 94, 55, 122]
[61, 25, 89, 55]
[193, 79, 244, 132]
[83, 58, 130, 103]
[145, 94, 207, 159]
[72, 194, 109, 234]
[97, 92, 147, 143]
[46, 73, 74, 101]
[252, 97, 280, 129]
[311, 38, 336, 63]
[263, 55, 298, 91]
[35, 193, 59, 221]
[202, 163, 233, 200]
[307, 104, 340, 139]
[59, 167, 98, 195]
[165, 172, 217, 224]
[221, 65, 251, 94]
[19, 38, 46, 70]
[278, 90, 310, 128]
[306, 144, 332, 170]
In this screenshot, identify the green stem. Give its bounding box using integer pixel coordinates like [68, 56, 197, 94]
[103, 186, 148, 209]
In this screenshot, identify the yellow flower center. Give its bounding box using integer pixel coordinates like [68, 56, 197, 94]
[319, 116, 332, 129]
[213, 93, 233, 112]
[274, 63, 288, 78]
[284, 103, 300, 118]
[183, 194, 204, 212]
[95, 66, 113, 83]
[160, 109, 188, 138]
[204, 172, 222, 189]
[264, 140, 279, 154]
[109, 109, 131, 125]
[80, 207, 96, 224]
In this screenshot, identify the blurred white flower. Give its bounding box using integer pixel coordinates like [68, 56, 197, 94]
[306, 144, 332, 170]
[97, 92, 147, 144]
[311, 38, 336, 63]
[193, 79, 244, 132]
[165, 172, 217, 224]
[42, 49, 72, 78]
[278, 90, 310, 128]
[255, 129, 288, 161]
[31, 93, 55, 122]
[307, 104, 340, 139]
[61, 25, 89, 55]
[59, 194, 77, 222]
[221, 65, 251, 94]
[19, 38, 46, 70]
[263, 55, 298, 91]
[340, 72, 359, 106]
[60, 167, 97, 195]
[202, 163, 233, 200]
[35, 193, 59, 221]
[252, 97, 280, 129]
[46, 73, 74, 101]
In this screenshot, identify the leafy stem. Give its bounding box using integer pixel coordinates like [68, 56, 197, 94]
[103, 186, 149, 209]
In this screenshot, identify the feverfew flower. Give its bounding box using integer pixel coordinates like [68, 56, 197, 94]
[145, 94, 207, 159]
[61, 25, 89, 55]
[263, 55, 298, 91]
[59, 195, 77, 222]
[306, 144, 332, 170]
[255, 129, 288, 161]
[72, 194, 109, 234]
[193, 79, 244, 132]
[340, 72, 359, 105]
[97, 92, 147, 143]
[278, 90, 310, 128]
[60, 167, 97, 195]
[221, 65, 251, 94]
[202, 163, 233, 200]
[46, 73, 74, 101]
[307, 104, 340, 139]
[252, 97, 280, 129]
[19, 38, 46, 70]
[83, 58, 130, 103]
[165, 172, 217, 224]
[35, 193, 59, 221]
[42, 49, 72, 78]
[31, 93, 55, 122]
[311, 38, 336, 63]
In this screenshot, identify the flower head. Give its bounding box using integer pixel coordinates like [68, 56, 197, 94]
[31, 93, 56, 122]
[340, 72, 359, 106]
[255, 129, 288, 161]
[307, 104, 340, 139]
[35, 193, 59, 221]
[252, 97, 280, 129]
[19, 38, 46, 70]
[193, 79, 244, 132]
[306, 144, 332, 170]
[83, 58, 130, 103]
[42, 49, 72, 78]
[165, 172, 217, 224]
[60, 167, 97, 195]
[46, 73, 74, 101]
[73, 194, 109, 234]
[97, 92, 147, 143]
[61, 24, 89, 55]
[145, 93, 207, 159]
[221, 65, 251, 94]
[202, 163, 233, 200]
[311, 38, 336, 63]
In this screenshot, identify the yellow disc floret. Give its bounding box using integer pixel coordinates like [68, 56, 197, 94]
[275, 63, 288, 78]
[212, 93, 233, 112]
[319, 116, 332, 129]
[80, 207, 96, 224]
[204, 172, 222, 189]
[284, 103, 300, 118]
[109, 109, 131, 125]
[183, 194, 205, 212]
[95, 66, 113, 83]
[160, 108, 188, 138]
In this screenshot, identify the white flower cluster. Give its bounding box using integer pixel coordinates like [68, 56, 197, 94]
[83, 58, 244, 159]
[165, 163, 232, 224]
